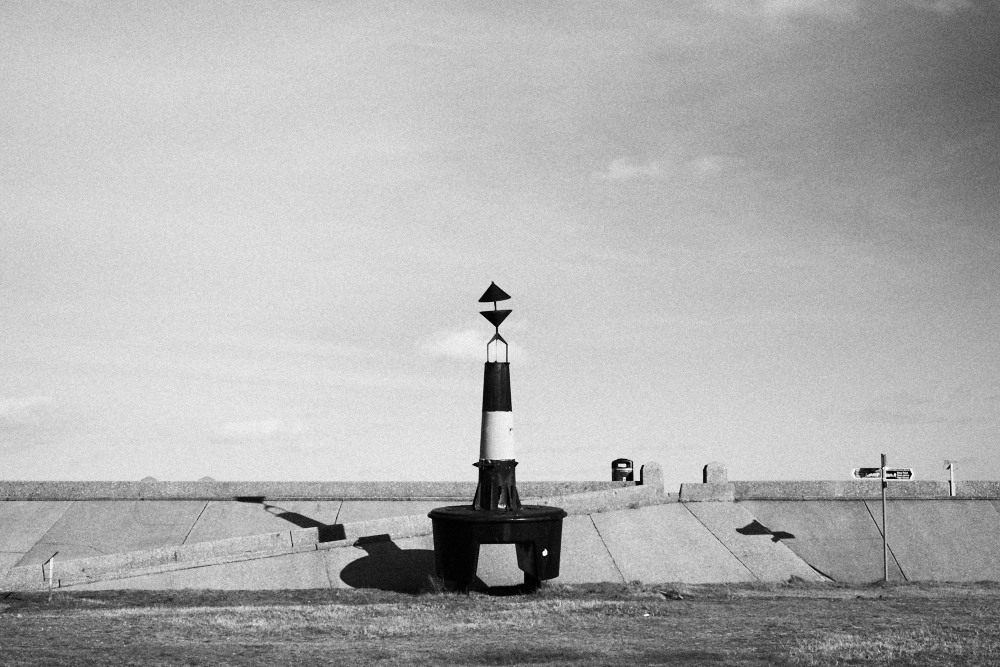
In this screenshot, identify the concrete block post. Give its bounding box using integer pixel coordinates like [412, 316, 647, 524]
[703, 462, 728, 484]
[639, 461, 664, 494]
[679, 462, 735, 502]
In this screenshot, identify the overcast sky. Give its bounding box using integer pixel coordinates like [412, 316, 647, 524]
[2, 0, 998, 489]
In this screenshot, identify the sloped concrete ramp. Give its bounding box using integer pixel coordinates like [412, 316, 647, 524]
[68, 549, 335, 591]
[739, 500, 904, 582]
[15, 501, 206, 567]
[557, 515, 625, 584]
[61, 518, 625, 592]
[741, 499, 1000, 583]
[8, 500, 350, 568]
[182, 501, 342, 544]
[0, 501, 72, 573]
[684, 502, 823, 582]
[62, 504, 757, 591]
[4, 498, 870, 591]
[12, 480, 1000, 591]
[0, 484, 666, 591]
[336, 501, 445, 524]
[865, 500, 1000, 581]
[590, 505, 756, 584]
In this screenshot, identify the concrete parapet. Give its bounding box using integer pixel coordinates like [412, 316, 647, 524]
[951, 482, 1000, 499]
[536, 484, 668, 514]
[679, 483, 735, 502]
[732, 480, 950, 500]
[340, 513, 433, 542]
[177, 531, 293, 562]
[290, 528, 320, 548]
[59, 547, 178, 584]
[680, 479, 1000, 501]
[0, 479, 634, 501]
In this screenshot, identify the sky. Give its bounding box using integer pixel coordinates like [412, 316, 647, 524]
[2, 0, 998, 490]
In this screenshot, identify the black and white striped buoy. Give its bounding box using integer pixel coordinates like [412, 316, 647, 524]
[427, 283, 567, 591]
[473, 282, 520, 511]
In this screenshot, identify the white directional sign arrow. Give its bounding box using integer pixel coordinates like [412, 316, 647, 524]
[851, 467, 914, 481]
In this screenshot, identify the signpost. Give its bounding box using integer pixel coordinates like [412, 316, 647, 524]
[851, 455, 914, 582]
[852, 467, 914, 481]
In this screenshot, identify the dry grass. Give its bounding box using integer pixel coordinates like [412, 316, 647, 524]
[3, 581, 1000, 665]
[788, 628, 998, 665]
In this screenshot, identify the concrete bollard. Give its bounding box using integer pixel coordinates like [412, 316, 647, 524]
[703, 462, 728, 484]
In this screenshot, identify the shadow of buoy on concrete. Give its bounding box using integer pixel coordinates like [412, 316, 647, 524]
[234, 497, 346, 542]
[737, 520, 795, 543]
[339, 534, 437, 593]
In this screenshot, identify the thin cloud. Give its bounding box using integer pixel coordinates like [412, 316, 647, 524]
[844, 407, 940, 424]
[594, 155, 740, 182]
[0, 396, 69, 453]
[845, 384, 1000, 426]
[706, 0, 860, 19]
[0, 396, 55, 427]
[707, 0, 974, 19]
[421, 329, 489, 361]
[214, 419, 308, 440]
[594, 159, 668, 181]
[686, 154, 742, 177]
[421, 328, 526, 363]
[760, 0, 858, 16]
[904, 0, 974, 14]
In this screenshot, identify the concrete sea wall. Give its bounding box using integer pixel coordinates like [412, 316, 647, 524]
[3, 463, 1000, 591]
[0, 480, 636, 501]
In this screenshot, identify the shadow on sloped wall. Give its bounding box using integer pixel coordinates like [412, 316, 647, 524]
[235, 497, 346, 542]
[737, 520, 795, 543]
[339, 534, 437, 593]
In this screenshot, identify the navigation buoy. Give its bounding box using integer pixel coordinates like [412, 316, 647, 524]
[473, 282, 520, 511]
[427, 282, 566, 592]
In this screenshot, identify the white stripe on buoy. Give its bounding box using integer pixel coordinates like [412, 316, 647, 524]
[480, 411, 514, 460]
[480, 361, 514, 460]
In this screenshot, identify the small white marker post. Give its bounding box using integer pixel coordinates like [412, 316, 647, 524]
[45, 552, 58, 602]
[946, 460, 957, 497]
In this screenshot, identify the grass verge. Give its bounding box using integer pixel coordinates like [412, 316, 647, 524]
[2, 581, 999, 666]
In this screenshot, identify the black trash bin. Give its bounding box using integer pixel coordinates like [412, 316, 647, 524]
[612, 458, 633, 482]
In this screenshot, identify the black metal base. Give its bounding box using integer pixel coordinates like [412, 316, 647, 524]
[427, 505, 567, 591]
[472, 459, 521, 511]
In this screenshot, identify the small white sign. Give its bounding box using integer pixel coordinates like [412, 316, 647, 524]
[851, 467, 914, 481]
